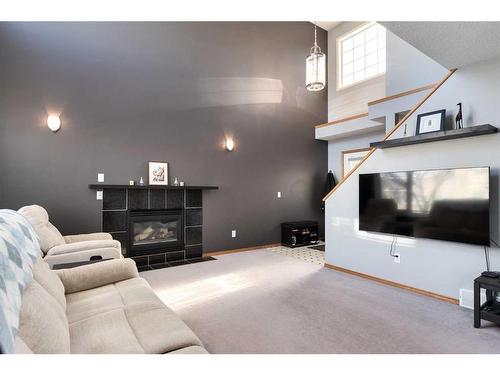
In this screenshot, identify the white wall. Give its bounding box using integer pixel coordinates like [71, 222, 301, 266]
[327, 22, 385, 122]
[327, 129, 384, 179]
[327, 23, 448, 122]
[325, 57, 500, 299]
[385, 31, 448, 96]
[325, 22, 451, 184]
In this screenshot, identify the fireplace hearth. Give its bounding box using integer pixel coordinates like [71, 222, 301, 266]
[128, 209, 183, 257]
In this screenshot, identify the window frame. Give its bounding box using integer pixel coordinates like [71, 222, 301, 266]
[336, 22, 386, 91]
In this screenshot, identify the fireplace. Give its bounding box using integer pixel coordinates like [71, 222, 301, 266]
[127, 209, 184, 257]
[89, 185, 218, 267]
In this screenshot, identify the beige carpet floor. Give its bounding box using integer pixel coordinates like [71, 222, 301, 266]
[140, 249, 500, 354]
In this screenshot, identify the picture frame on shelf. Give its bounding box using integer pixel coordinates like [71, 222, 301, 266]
[416, 109, 446, 135]
[148, 161, 169, 185]
[341, 148, 371, 178]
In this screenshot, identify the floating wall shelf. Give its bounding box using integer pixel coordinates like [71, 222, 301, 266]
[370, 124, 497, 149]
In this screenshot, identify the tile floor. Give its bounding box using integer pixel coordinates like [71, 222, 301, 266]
[138, 244, 325, 272]
[269, 243, 325, 265]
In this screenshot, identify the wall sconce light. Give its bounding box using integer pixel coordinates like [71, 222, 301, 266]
[225, 138, 234, 152]
[47, 115, 61, 133]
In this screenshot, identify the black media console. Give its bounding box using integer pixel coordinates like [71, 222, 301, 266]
[281, 221, 319, 248]
[474, 275, 500, 328]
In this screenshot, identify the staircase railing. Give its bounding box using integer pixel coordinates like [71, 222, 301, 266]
[315, 112, 369, 129]
[323, 68, 457, 202]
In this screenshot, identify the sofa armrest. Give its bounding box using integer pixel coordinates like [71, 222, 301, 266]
[64, 232, 112, 243]
[55, 258, 139, 294]
[44, 247, 123, 269]
[47, 239, 120, 256]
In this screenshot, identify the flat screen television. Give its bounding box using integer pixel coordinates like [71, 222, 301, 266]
[359, 167, 490, 246]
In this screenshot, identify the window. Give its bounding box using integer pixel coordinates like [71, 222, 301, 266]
[337, 22, 386, 90]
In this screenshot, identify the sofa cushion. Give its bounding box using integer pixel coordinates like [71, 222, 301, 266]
[17, 280, 70, 354]
[65, 284, 124, 324]
[124, 304, 203, 354]
[14, 336, 33, 354]
[32, 258, 66, 311]
[65, 278, 160, 324]
[70, 309, 146, 354]
[67, 278, 202, 354]
[18, 205, 65, 254]
[169, 345, 209, 354]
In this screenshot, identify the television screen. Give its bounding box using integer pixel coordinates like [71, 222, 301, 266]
[359, 167, 490, 246]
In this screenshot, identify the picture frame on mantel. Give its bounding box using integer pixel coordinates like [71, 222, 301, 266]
[148, 161, 169, 185]
[341, 148, 371, 178]
[416, 109, 446, 135]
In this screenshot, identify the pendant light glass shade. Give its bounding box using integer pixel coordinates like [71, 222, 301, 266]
[306, 24, 326, 91]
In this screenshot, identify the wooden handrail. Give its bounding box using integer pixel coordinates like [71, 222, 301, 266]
[322, 68, 457, 202]
[315, 83, 436, 129]
[315, 112, 369, 129]
[367, 83, 436, 106]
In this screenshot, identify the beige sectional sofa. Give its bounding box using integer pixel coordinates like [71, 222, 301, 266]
[15, 257, 208, 354]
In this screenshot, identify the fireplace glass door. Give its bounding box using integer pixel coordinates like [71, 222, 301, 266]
[127, 209, 184, 256]
[133, 219, 178, 246]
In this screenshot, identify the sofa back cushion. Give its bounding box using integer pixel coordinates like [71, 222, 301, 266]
[17, 280, 70, 354]
[18, 205, 65, 254]
[32, 258, 66, 311]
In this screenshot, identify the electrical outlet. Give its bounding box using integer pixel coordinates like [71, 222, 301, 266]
[98, 173, 104, 183]
[277, 192, 282, 198]
[231, 230, 236, 238]
[96, 191, 103, 200]
[393, 253, 401, 263]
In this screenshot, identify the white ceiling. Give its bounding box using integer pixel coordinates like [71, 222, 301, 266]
[380, 21, 500, 69]
[314, 21, 341, 31]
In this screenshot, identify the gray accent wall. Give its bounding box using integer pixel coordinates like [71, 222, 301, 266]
[0, 22, 327, 252]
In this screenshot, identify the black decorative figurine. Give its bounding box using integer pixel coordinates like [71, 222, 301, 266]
[455, 102, 463, 129]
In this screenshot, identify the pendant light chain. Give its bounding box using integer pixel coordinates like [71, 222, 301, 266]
[314, 22, 317, 48]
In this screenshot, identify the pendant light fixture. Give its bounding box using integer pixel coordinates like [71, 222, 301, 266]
[306, 23, 326, 91]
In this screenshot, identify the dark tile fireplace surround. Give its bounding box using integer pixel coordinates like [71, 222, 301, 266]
[89, 185, 218, 268]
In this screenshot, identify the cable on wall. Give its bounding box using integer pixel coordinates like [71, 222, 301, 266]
[483, 238, 500, 272]
[389, 236, 398, 258]
[484, 246, 491, 272]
